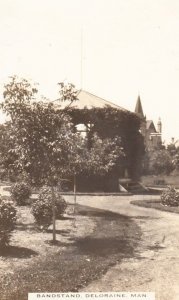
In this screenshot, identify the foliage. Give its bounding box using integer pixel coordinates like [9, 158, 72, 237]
[10, 182, 32, 206]
[0, 123, 19, 181]
[68, 106, 145, 179]
[64, 133, 125, 192]
[172, 153, 179, 171]
[161, 186, 179, 207]
[167, 143, 177, 155]
[146, 149, 173, 175]
[1, 76, 127, 184]
[1, 76, 128, 238]
[31, 186, 67, 229]
[58, 82, 78, 104]
[84, 134, 124, 176]
[2, 75, 38, 119]
[66, 133, 125, 177]
[0, 197, 17, 249]
[1, 76, 144, 185]
[1, 76, 82, 186]
[143, 143, 179, 176]
[166, 143, 179, 172]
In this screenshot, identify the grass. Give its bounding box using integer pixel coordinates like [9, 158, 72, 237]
[131, 199, 179, 214]
[141, 174, 179, 188]
[0, 203, 141, 300]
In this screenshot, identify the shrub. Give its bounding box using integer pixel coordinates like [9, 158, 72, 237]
[0, 197, 17, 249]
[31, 186, 67, 230]
[10, 182, 32, 206]
[161, 186, 179, 207]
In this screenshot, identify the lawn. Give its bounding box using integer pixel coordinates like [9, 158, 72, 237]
[0, 201, 141, 300]
[141, 174, 179, 188]
[131, 199, 179, 214]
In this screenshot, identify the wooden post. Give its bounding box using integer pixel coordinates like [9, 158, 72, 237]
[51, 186, 56, 242]
[74, 174, 77, 214]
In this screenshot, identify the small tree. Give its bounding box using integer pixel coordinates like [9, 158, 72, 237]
[31, 186, 67, 230]
[0, 197, 17, 249]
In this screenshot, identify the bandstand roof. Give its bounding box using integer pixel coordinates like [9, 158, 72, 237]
[53, 90, 129, 112]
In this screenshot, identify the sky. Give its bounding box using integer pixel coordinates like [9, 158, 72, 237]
[0, 0, 179, 143]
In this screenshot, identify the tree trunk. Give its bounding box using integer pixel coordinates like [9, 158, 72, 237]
[51, 186, 56, 242]
[73, 174, 77, 214]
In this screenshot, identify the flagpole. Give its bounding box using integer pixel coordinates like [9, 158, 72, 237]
[81, 26, 84, 89]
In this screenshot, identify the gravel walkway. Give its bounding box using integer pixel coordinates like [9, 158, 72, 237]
[65, 194, 179, 300]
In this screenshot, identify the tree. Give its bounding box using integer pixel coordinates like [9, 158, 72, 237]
[66, 133, 124, 211]
[0, 197, 17, 249]
[172, 153, 179, 171]
[167, 143, 179, 173]
[148, 149, 173, 175]
[1, 76, 81, 242]
[1, 76, 125, 241]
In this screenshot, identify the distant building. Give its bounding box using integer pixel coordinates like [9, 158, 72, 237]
[135, 95, 162, 151]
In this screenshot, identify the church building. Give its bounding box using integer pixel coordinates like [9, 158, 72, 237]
[135, 96, 162, 151]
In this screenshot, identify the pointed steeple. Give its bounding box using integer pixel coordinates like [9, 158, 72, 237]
[135, 95, 144, 118]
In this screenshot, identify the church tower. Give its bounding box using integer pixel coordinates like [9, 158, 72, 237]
[135, 95, 144, 118]
[135, 95, 146, 137]
[157, 117, 162, 133]
[134, 96, 162, 150]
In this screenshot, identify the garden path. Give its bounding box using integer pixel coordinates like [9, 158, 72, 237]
[65, 194, 179, 300]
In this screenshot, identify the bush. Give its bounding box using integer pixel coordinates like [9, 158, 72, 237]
[10, 182, 32, 206]
[0, 197, 17, 249]
[31, 186, 67, 230]
[161, 186, 179, 207]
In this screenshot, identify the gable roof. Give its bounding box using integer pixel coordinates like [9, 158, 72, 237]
[146, 120, 157, 132]
[53, 90, 129, 112]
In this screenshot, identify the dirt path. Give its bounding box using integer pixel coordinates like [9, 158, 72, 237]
[65, 195, 179, 300]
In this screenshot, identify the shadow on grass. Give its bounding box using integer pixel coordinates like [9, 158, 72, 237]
[77, 208, 129, 220]
[57, 216, 75, 220]
[47, 229, 71, 235]
[74, 236, 133, 257]
[130, 216, 160, 220]
[44, 240, 70, 246]
[0, 203, 142, 299]
[0, 246, 38, 258]
[71, 205, 142, 259]
[147, 245, 165, 250]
